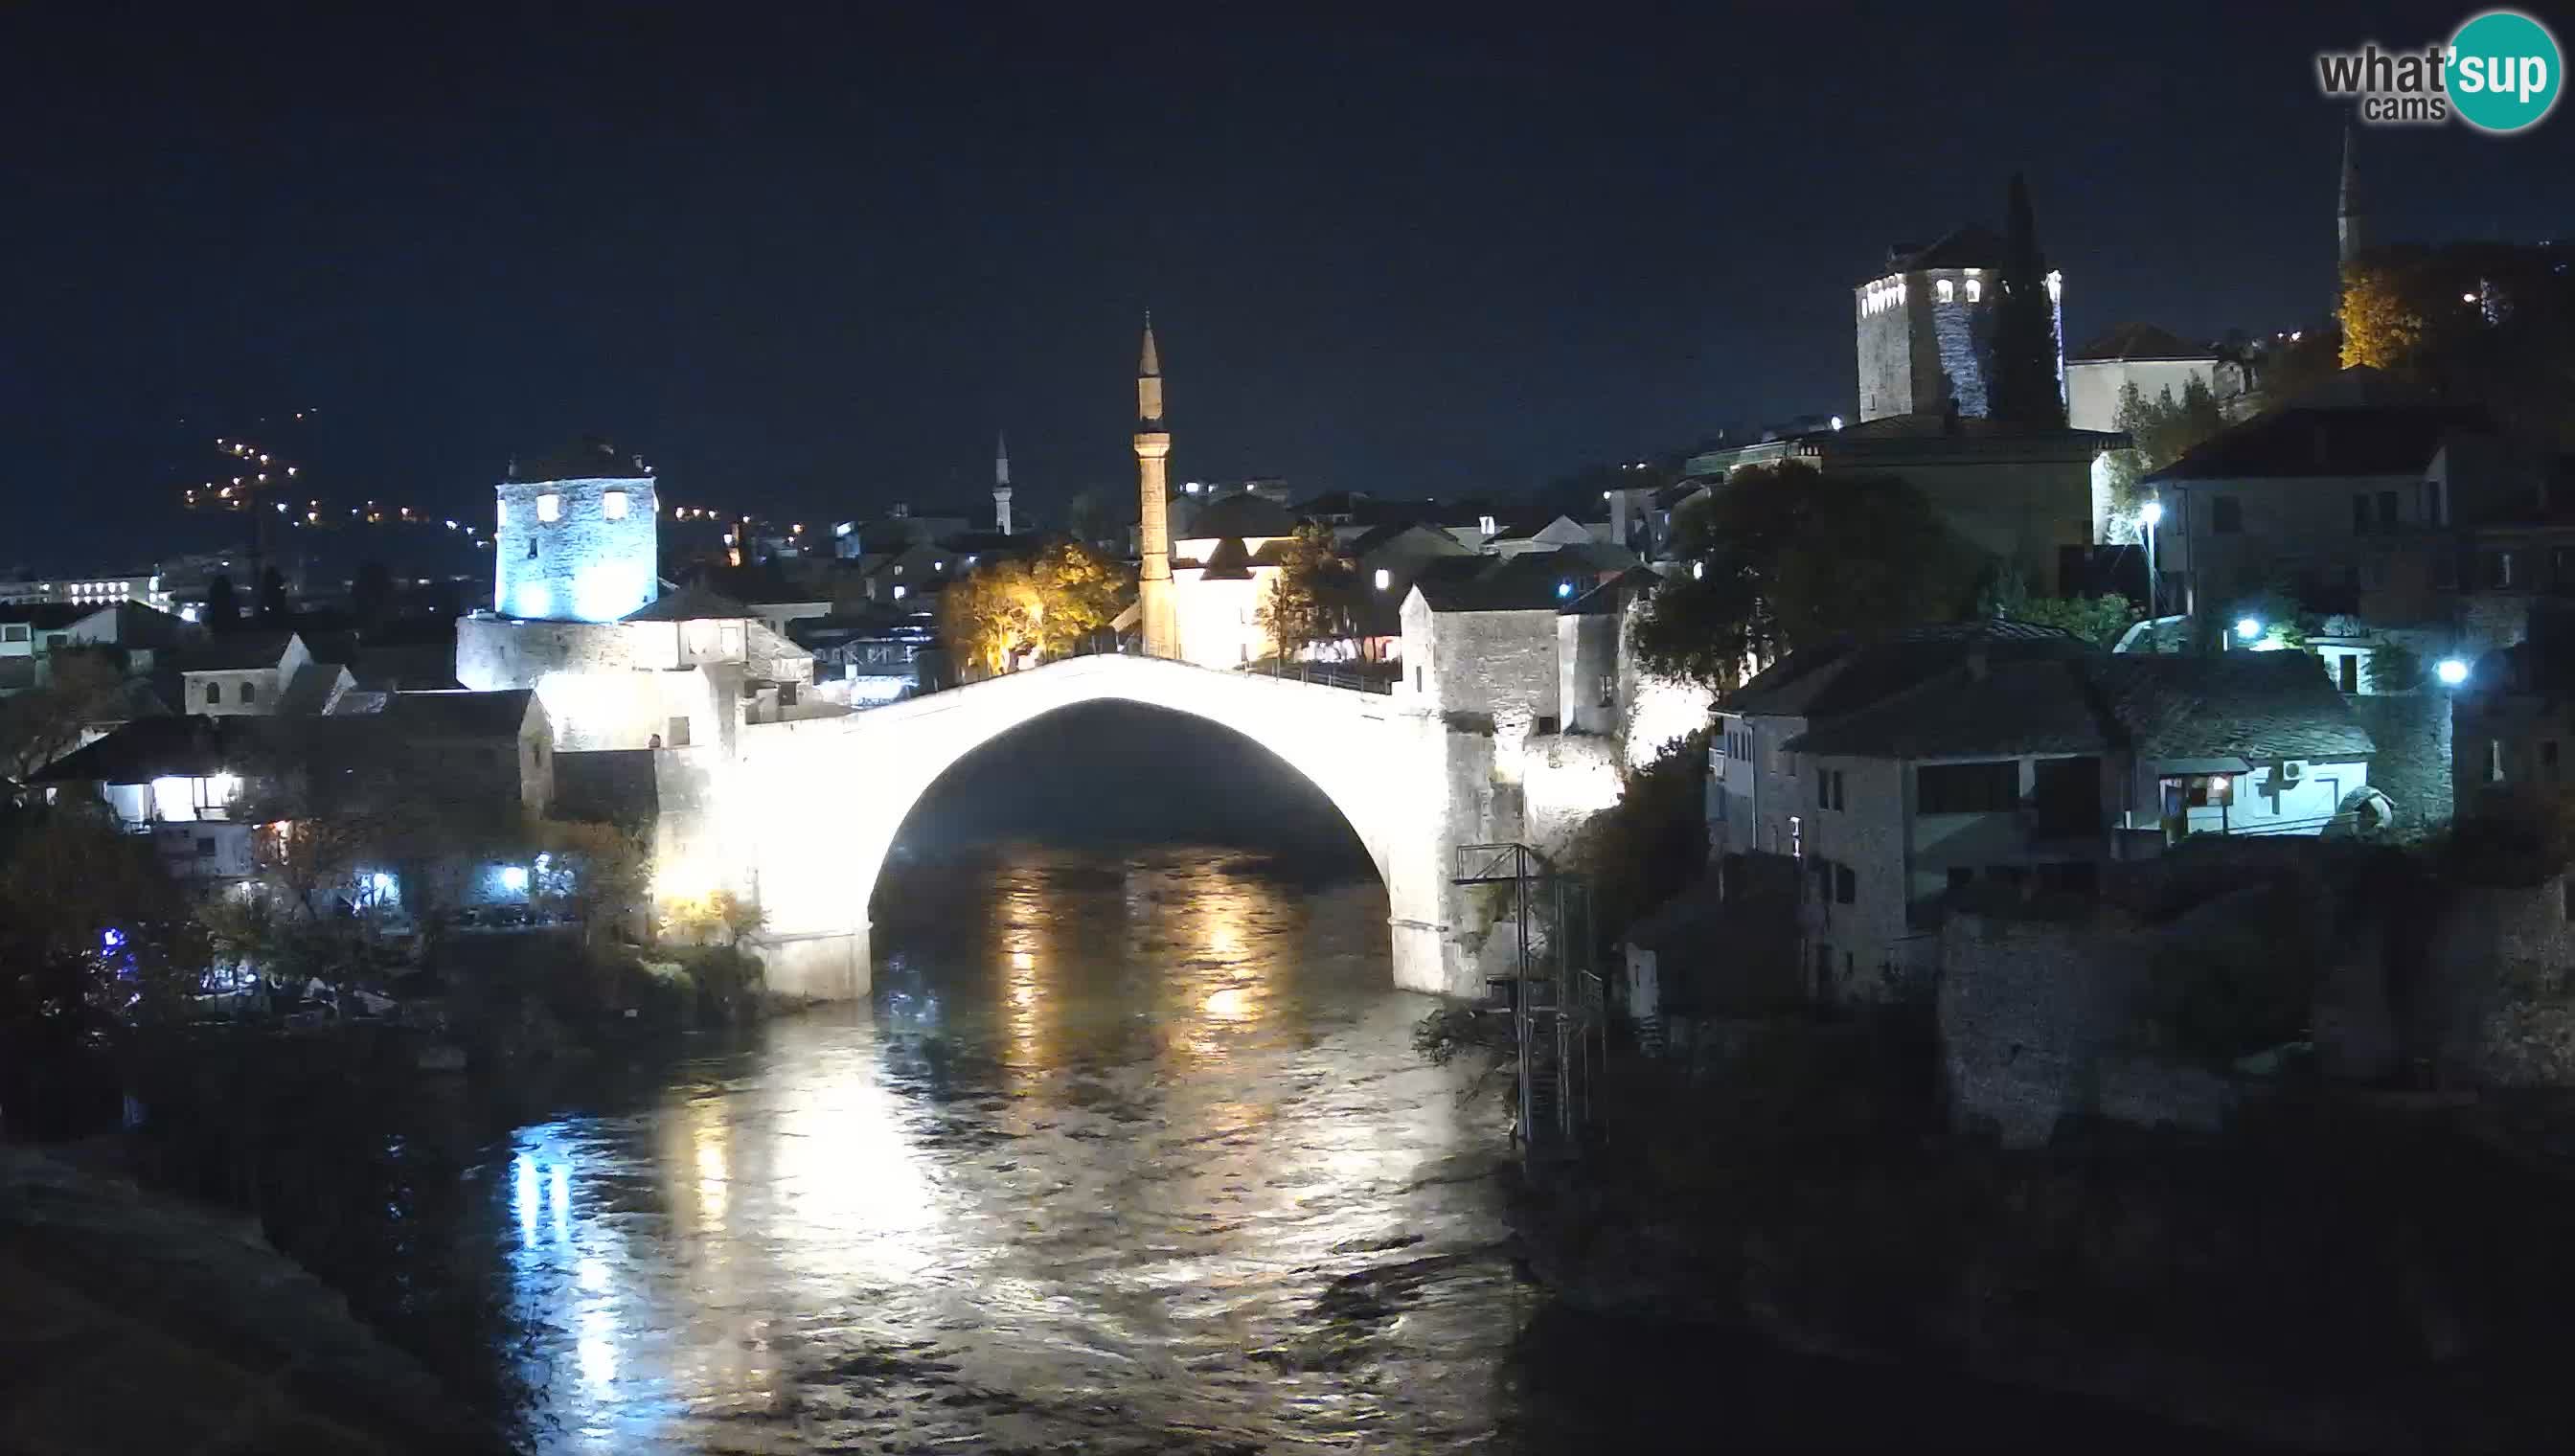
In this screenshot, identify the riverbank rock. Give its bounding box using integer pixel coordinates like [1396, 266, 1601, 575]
[0, 1148, 510, 1455]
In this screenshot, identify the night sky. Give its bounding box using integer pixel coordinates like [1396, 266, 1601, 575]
[6, 3, 2570, 568]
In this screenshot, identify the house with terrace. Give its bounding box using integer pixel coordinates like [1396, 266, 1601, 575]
[1716, 627, 2374, 1005]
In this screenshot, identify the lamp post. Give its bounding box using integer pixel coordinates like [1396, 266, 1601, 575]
[2140, 499, 2163, 645]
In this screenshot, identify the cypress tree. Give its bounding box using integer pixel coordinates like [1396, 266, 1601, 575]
[1986, 172, 2065, 428]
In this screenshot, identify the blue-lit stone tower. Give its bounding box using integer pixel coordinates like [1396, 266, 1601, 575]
[493, 441, 659, 623]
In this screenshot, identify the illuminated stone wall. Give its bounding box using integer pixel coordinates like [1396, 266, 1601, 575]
[493, 475, 659, 623]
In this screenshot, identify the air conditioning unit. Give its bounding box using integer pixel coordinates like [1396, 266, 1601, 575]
[2276, 760, 2304, 785]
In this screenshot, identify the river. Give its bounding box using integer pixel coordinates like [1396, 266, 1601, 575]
[441, 841, 2229, 1453]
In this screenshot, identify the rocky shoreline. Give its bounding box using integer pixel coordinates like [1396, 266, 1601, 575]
[0, 1146, 513, 1456]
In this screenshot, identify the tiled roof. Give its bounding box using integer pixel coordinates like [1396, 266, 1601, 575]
[1181, 493, 1299, 540]
[1882, 225, 2009, 274]
[173, 630, 297, 672]
[374, 689, 537, 740]
[2146, 404, 2492, 483]
[1561, 566, 1664, 617]
[1786, 658, 2111, 758]
[2072, 323, 2211, 362]
[1728, 622, 2086, 719]
[35, 715, 239, 784]
[1782, 648, 2374, 763]
[623, 584, 751, 622]
[1196, 537, 1256, 580]
[0, 603, 88, 630]
[512, 437, 649, 482]
[1414, 553, 1582, 613]
[2088, 651, 2374, 761]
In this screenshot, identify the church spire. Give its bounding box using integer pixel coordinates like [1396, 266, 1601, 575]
[992, 430, 1014, 536]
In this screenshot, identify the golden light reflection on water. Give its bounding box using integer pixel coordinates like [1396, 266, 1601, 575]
[490, 849, 1479, 1454]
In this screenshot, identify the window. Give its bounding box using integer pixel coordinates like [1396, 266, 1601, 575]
[2491, 551, 2518, 589]
[2377, 490, 2400, 529]
[1965, 278, 1983, 303]
[2165, 773, 2234, 808]
[2425, 479, 2445, 526]
[204, 681, 222, 704]
[2, 625, 25, 643]
[2211, 496, 2243, 535]
[194, 836, 216, 857]
[1916, 762, 2019, 814]
[1816, 768, 1844, 808]
[1597, 672, 1615, 707]
[1936, 279, 1955, 303]
[239, 681, 256, 705]
[536, 492, 562, 522]
[1789, 814, 1803, 859]
[1374, 568, 1391, 591]
[2353, 494, 2373, 534]
[2488, 739, 2505, 784]
[603, 489, 628, 520]
[2339, 653, 2359, 694]
[1414, 667, 1424, 693]
[1832, 770, 1845, 809]
[1834, 863, 1855, 905]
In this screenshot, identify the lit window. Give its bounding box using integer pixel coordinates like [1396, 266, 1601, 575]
[1965, 279, 1982, 303]
[603, 489, 628, 520]
[1374, 568, 1391, 591]
[536, 493, 561, 522]
[497, 500, 509, 527]
[1478, 514, 1496, 535]
[1936, 279, 1955, 304]
[893, 584, 907, 601]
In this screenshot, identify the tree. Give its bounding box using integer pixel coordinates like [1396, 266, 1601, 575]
[1633, 462, 1982, 691]
[1026, 539, 1127, 660]
[1979, 572, 2139, 648]
[0, 801, 208, 1052]
[1985, 172, 2065, 428]
[351, 560, 395, 631]
[2098, 376, 2227, 540]
[1256, 522, 1354, 666]
[203, 574, 240, 630]
[938, 539, 1129, 677]
[0, 648, 127, 785]
[1064, 489, 1118, 549]
[531, 817, 651, 947]
[2339, 259, 2427, 371]
[258, 566, 289, 622]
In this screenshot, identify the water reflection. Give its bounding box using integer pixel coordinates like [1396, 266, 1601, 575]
[483, 845, 1513, 1452]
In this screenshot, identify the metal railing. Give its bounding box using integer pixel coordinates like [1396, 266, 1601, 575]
[1240, 661, 1396, 694]
[1454, 841, 1603, 1163]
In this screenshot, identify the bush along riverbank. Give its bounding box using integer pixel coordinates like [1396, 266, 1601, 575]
[1509, 1016, 2575, 1453]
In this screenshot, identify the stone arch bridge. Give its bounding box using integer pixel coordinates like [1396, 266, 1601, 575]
[654, 654, 1539, 1001]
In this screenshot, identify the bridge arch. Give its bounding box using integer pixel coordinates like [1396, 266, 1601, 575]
[710, 656, 1463, 1001]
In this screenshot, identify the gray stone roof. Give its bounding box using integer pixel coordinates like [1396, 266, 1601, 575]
[2089, 652, 2374, 762]
[623, 584, 750, 623]
[174, 630, 298, 673]
[1180, 492, 1299, 540]
[2072, 323, 2211, 362]
[2145, 404, 2491, 483]
[1729, 622, 2086, 720]
[1783, 648, 2374, 764]
[1414, 553, 1584, 613]
[374, 689, 537, 740]
[1787, 658, 2111, 759]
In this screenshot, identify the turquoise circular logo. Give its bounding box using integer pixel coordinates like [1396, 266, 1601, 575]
[2450, 10, 2562, 132]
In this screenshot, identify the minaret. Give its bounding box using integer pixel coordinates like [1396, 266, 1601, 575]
[992, 431, 1014, 536]
[1133, 313, 1180, 659]
[2336, 122, 2365, 271]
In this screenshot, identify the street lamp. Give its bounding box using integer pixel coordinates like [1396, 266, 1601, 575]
[2236, 616, 2263, 643]
[2436, 657, 2470, 686]
[2140, 500, 2163, 634]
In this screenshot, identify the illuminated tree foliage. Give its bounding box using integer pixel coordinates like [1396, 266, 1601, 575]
[939, 539, 1129, 677]
[1633, 462, 1980, 691]
[1256, 523, 1356, 665]
[2338, 261, 2427, 371]
[2097, 375, 2226, 539]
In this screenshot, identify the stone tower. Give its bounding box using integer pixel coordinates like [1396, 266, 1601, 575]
[1133, 315, 1179, 658]
[492, 438, 658, 623]
[993, 431, 1014, 536]
[2336, 122, 2366, 270]
[1854, 225, 2062, 423]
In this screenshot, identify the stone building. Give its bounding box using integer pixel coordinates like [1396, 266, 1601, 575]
[1855, 226, 2063, 423]
[493, 439, 659, 625]
[1716, 626, 2375, 1005]
[2063, 322, 2224, 435]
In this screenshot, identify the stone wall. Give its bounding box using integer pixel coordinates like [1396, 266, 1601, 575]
[2424, 876, 2575, 1086]
[2348, 691, 2452, 832]
[493, 474, 657, 623]
[1938, 911, 2155, 1148]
